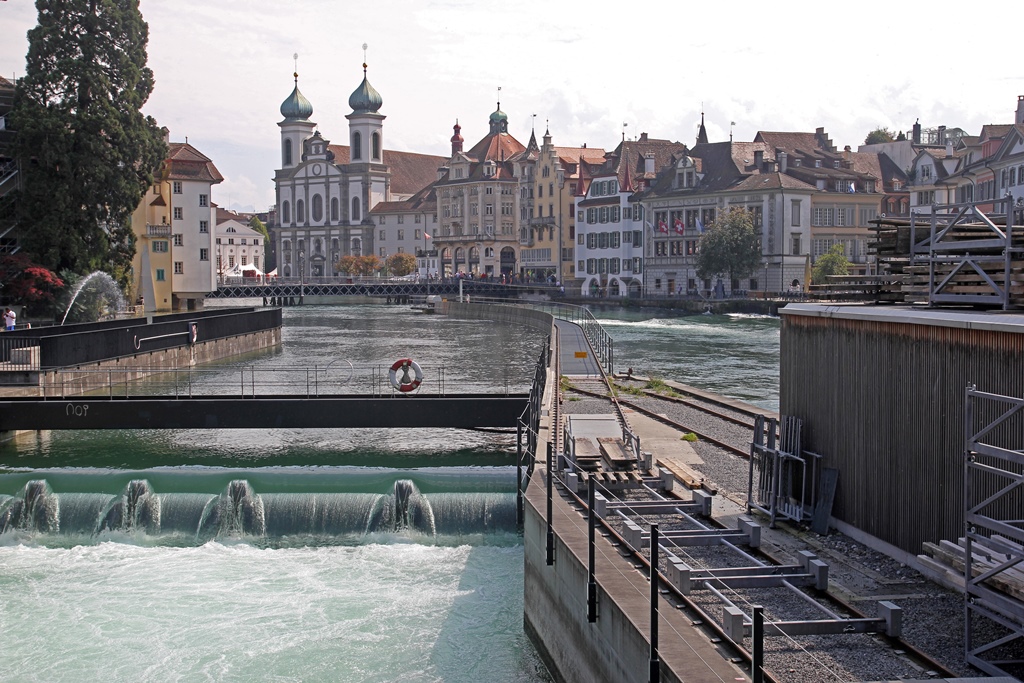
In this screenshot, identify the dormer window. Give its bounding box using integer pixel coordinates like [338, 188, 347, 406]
[814, 159, 822, 168]
[893, 180, 902, 191]
[793, 158, 802, 167]
[833, 160, 841, 169]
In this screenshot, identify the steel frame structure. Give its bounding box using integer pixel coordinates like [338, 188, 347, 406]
[963, 385, 1024, 678]
[747, 415, 821, 527]
[909, 194, 1021, 310]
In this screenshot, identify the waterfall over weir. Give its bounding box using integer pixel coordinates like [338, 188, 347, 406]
[0, 477, 516, 543]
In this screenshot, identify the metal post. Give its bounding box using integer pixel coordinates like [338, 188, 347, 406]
[516, 421, 524, 529]
[588, 475, 597, 622]
[650, 523, 660, 683]
[752, 605, 764, 683]
[546, 441, 554, 566]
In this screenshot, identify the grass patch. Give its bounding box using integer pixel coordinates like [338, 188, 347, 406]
[681, 432, 698, 442]
[567, 396, 582, 402]
[560, 375, 573, 392]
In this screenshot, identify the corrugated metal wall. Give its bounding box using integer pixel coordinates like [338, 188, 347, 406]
[780, 308, 1024, 555]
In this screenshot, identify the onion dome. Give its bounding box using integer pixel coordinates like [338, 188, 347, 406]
[489, 103, 508, 125]
[349, 64, 383, 114]
[280, 73, 313, 121]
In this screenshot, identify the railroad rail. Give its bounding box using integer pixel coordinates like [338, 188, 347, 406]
[559, 376, 961, 681]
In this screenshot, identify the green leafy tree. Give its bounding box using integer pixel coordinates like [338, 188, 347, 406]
[248, 216, 270, 245]
[695, 208, 762, 286]
[812, 244, 851, 284]
[864, 127, 895, 145]
[10, 0, 167, 285]
[386, 253, 417, 276]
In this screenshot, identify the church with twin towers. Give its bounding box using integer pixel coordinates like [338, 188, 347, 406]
[272, 56, 569, 282]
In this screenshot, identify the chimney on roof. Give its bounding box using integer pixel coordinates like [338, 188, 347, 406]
[912, 120, 921, 145]
[938, 125, 946, 145]
[644, 153, 655, 175]
[639, 132, 648, 142]
[754, 150, 764, 170]
[1017, 95, 1024, 125]
[843, 145, 852, 168]
[162, 127, 170, 145]
[778, 151, 788, 173]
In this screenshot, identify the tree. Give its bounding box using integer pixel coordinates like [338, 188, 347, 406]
[695, 208, 762, 287]
[10, 0, 167, 285]
[386, 253, 417, 276]
[248, 216, 270, 246]
[0, 253, 65, 315]
[864, 127, 895, 145]
[812, 244, 851, 284]
[355, 255, 381, 276]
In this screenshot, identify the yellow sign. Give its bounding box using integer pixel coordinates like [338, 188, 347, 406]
[574, 351, 588, 358]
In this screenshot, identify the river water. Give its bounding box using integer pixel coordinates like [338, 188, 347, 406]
[0, 303, 780, 682]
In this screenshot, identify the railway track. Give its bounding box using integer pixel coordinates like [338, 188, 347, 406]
[559, 377, 962, 682]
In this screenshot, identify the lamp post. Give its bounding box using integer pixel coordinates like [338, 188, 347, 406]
[763, 259, 769, 299]
[298, 250, 304, 285]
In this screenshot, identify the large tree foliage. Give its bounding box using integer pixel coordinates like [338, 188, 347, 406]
[11, 0, 167, 284]
[695, 208, 762, 284]
[864, 127, 895, 145]
[812, 244, 851, 284]
[386, 253, 417, 276]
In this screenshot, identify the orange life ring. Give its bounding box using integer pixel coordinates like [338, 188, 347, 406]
[389, 358, 423, 393]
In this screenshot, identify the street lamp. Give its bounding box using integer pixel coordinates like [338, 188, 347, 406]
[299, 250, 304, 285]
[763, 259, 769, 298]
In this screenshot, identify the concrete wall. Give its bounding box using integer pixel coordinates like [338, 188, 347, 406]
[21, 328, 281, 398]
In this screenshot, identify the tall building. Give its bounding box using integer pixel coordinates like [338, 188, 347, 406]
[131, 135, 223, 311]
[433, 104, 529, 278]
[272, 64, 444, 279]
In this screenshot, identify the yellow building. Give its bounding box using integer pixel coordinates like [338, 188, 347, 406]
[131, 140, 223, 311]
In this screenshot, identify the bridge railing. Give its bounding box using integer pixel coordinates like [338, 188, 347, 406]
[38, 361, 531, 399]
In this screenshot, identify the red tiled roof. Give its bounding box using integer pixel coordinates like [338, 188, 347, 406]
[326, 144, 446, 196]
[166, 142, 224, 183]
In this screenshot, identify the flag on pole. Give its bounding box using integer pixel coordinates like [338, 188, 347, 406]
[645, 219, 656, 234]
[847, 181, 856, 193]
[673, 218, 684, 235]
[423, 232, 431, 239]
[658, 220, 668, 234]
[696, 218, 705, 234]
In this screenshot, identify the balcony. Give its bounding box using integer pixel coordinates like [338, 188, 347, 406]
[529, 216, 556, 227]
[147, 224, 172, 237]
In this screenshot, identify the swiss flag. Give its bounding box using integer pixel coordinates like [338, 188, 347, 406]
[673, 218, 684, 235]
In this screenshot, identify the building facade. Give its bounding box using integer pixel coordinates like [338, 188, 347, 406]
[131, 138, 222, 311]
[272, 66, 443, 280]
[215, 207, 265, 281]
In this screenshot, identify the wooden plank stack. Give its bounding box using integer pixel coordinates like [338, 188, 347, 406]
[869, 214, 1024, 308]
[918, 536, 1024, 602]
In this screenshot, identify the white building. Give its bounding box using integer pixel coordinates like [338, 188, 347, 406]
[215, 207, 265, 281]
[272, 65, 443, 279]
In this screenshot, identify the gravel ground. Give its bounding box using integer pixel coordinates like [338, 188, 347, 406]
[559, 377, 1012, 681]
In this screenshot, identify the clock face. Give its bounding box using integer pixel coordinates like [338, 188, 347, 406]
[312, 163, 322, 176]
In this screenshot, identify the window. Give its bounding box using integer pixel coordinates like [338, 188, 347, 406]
[791, 234, 801, 256]
[623, 207, 631, 220]
[598, 232, 609, 249]
[200, 248, 209, 261]
[372, 132, 380, 160]
[813, 208, 834, 226]
[199, 194, 208, 207]
[227, 238, 234, 245]
[919, 164, 932, 179]
[174, 262, 183, 274]
[611, 206, 620, 222]
[633, 231, 642, 247]
[397, 229, 405, 240]
[283, 139, 292, 166]
[352, 198, 361, 222]
[352, 131, 362, 160]
[791, 200, 801, 226]
[173, 182, 182, 194]
[155, 269, 165, 282]
[199, 220, 208, 233]
[297, 199, 305, 223]
[599, 207, 608, 223]
[331, 198, 339, 222]
[282, 201, 290, 223]
[312, 194, 323, 222]
[655, 241, 667, 256]
[397, 215, 404, 224]
[173, 207, 183, 220]
[174, 234, 183, 246]
[152, 240, 168, 253]
[379, 247, 386, 257]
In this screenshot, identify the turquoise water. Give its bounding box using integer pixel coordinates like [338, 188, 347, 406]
[0, 305, 551, 683]
[594, 310, 781, 412]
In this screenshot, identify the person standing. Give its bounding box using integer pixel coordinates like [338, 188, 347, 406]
[3, 307, 16, 331]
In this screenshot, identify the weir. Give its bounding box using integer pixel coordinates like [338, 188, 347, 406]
[0, 472, 517, 542]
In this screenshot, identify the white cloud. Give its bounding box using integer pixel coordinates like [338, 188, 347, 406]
[3, 0, 1023, 210]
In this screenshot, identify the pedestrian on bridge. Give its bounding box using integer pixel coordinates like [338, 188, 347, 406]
[3, 308, 15, 331]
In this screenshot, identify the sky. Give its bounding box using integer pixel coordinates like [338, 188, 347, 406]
[3, 0, 1023, 214]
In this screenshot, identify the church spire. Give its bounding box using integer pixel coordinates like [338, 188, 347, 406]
[697, 111, 709, 145]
